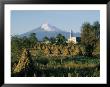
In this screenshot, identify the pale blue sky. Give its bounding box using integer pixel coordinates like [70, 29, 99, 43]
[11, 10, 100, 35]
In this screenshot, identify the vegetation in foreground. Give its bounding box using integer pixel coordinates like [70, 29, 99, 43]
[11, 21, 100, 77]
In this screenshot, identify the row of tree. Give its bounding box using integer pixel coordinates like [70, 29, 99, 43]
[11, 21, 100, 60]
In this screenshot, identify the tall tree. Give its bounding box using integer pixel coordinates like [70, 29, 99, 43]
[81, 22, 98, 56]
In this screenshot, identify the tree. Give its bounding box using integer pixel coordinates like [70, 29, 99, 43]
[43, 36, 49, 42]
[81, 22, 98, 56]
[56, 33, 67, 45]
[43, 36, 50, 44]
[29, 33, 38, 48]
[92, 21, 100, 57]
[18, 33, 38, 49]
[92, 21, 100, 39]
[11, 36, 23, 64]
[93, 39, 100, 57]
[50, 37, 56, 44]
[21, 36, 31, 48]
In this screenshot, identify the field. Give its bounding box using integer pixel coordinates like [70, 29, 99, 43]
[32, 55, 100, 77]
[11, 47, 100, 77]
[11, 21, 100, 77]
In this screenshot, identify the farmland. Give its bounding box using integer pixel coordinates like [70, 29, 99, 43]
[11, 21, 100, 77]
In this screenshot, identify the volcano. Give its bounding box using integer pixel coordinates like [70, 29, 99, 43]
[21, 23, 80, 41]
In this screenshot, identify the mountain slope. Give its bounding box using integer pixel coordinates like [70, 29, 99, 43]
[21, 23, 80, 41]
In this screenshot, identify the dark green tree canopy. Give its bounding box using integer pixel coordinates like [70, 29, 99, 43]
[56, 33, 67, 45]
[43, 36, 49, 42]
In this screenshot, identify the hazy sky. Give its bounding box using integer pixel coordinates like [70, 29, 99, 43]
[11, 10, 100, 35]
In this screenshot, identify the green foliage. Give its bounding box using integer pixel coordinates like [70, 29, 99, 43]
[81, 21, 100, 56]
[43, 36, 50, 44]
[50, 37, 56, 44]
[56, 33, 67, 45]
[31, 56, 100, 77]
[93, 40, 100, 57]
[36, 57, 49, 65]
[92, 21, 100, 39]
[11, 36, 23, 64]
[28, 33, 38, 48]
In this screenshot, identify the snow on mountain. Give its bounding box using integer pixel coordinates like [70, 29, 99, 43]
[41, 23, 54, 31]
[40, 22, 63, 32]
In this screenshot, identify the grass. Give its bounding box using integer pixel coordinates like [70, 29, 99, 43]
[32, 55, 100, 77]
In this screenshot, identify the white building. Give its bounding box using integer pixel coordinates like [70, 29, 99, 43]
[68, 29, 80, 44]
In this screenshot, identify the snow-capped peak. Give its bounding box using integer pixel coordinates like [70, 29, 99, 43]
[41, 23, 54, 31]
